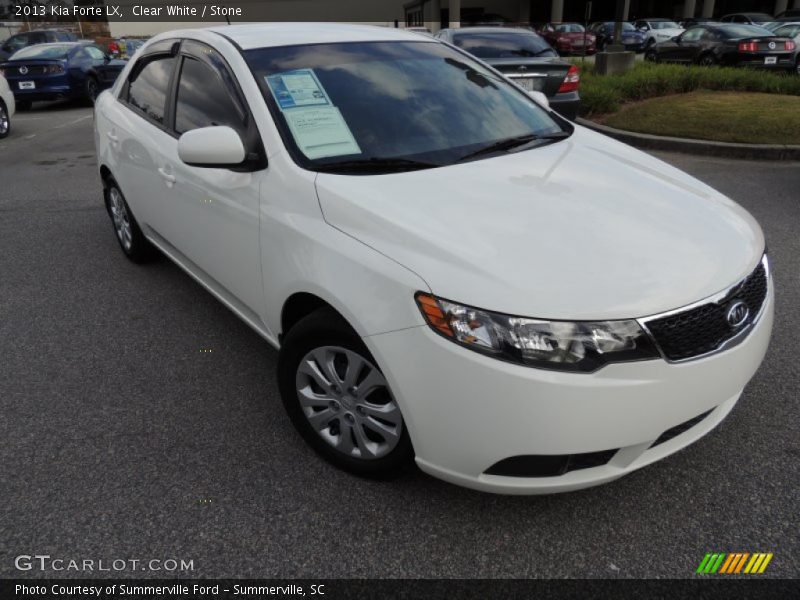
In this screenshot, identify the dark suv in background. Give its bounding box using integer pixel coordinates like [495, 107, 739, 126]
[0, 29, 77, 61]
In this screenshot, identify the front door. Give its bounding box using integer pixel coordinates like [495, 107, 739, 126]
[162, 42, 265, 316]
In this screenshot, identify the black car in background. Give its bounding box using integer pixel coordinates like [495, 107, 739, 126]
[646, 24, 796, 72]
[0, 29, 77, 61]
[435, 27, 580, 119]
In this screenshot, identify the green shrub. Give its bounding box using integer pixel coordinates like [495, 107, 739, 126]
[572, 60, 800, 117]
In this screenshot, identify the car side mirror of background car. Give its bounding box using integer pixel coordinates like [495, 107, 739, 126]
[178, 126, 246, 168]
[528, 91, 550, 109]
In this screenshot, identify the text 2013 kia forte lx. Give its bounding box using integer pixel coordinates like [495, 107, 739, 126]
[94, 24, 773, 494]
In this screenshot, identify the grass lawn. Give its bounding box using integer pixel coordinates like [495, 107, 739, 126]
[599, 91, 800, 145]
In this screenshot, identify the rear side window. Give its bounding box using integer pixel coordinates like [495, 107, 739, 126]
[174, 56, 245, 135]
[127, 55, 177, 126]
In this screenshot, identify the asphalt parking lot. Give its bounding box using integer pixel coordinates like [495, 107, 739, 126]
[1, 100, 798, 579]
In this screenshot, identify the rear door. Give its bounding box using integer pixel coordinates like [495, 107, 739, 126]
[106, 44, 179, 230]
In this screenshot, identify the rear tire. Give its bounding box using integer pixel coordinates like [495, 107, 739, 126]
[0, 100, 9, 139]
[103, 176, 157, 263]
[278, 307, 414, 479]
[645, 49, 659, 62]
[698, 53, 717, 67]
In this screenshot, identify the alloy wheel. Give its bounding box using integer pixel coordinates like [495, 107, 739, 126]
[0, 103, 8, 136]
[87, 78, 99, 103]
[295, 345, 403, 460]
[108, 187, 133, 251]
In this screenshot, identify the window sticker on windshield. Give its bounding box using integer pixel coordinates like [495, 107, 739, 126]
[265, 69, 331, 109]
[284, 106, 361, 160]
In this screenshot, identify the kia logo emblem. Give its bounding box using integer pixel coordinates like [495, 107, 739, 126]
[518, 66, 528, 71]
[768, 41, 776, 49]
[726, 301, 750, 328]
[19, 66, 28, 75]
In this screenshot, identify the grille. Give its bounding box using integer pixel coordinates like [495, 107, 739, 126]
[485, 449, 618, 478]
[14, 64, 49, 75]
[650, 408, 715, 448]
[645, 261, 768, 361]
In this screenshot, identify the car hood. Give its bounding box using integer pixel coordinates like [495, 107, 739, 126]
[315, 126, 764, 320]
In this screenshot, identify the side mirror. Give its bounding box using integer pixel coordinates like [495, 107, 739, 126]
[178, 126, 246, 168]
[528, 90, 550, 109]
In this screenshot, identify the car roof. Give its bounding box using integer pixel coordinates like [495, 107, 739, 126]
[204, 23, 431, 50]
[451, 26, 537, 35]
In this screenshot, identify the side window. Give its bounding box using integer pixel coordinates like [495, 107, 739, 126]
[85, 46, 105, 60]
[127, 55, 177, 126]
[174, 56, 246, 135]
[682, 28, 703, 42]
[6, 35, 27, 52]
[29, 32, 46, 44]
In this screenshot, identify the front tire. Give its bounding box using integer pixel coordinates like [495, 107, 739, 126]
[103, 177, 157, 263]
[0, 100, 9, 139]
[15, 100, 32, 111]
[86, 76, 99, 105]
[645, 49, 659, 62]
[278, 308, 413, 479]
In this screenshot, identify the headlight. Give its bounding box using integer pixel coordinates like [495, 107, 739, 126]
[416, 293, 659, 373]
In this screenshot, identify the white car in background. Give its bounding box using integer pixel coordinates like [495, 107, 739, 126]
[634, 18, 685, 48]
[94, 24, 772, 494]
[0, 72, 15, 139]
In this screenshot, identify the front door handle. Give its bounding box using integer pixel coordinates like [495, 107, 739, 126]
[158, 167, 176, 187]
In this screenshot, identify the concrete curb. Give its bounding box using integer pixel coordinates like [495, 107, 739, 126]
[576, 118, 800, 161]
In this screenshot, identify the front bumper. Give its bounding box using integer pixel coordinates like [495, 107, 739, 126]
[365, 283, 773, 494]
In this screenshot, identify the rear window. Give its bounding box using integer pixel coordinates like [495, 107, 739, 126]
[11, 44, 74, 60]
[718, 24, 775, 37]
[554, 24, 584, 33]
[451, 31, 556, 58]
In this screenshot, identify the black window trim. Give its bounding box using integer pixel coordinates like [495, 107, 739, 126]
[118, 37, 266, 172]
[119, 39, 182, 137]
[172, 39, 267, 172]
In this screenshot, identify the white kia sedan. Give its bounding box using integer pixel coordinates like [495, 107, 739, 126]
[94, 24, 772, 494]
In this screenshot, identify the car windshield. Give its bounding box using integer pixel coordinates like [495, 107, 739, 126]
[245, 41, 566, 172]
[451, 31, 556, 58]
[719, 24, 775, 37]
[555, 24, 584, 32]
[11, 44, 73, 60]
[651, 21, 681, 29]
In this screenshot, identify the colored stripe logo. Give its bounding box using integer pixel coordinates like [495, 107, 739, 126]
[696, 552, 773, 574]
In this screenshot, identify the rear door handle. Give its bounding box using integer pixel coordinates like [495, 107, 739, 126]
[107, 131, 119, 143]
[158, 167, 176, 187]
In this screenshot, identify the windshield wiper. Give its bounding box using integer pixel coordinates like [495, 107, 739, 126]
[457, 131, 571, 163]
[314, 157, 439, 174]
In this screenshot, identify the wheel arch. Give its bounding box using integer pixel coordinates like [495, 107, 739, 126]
[280, 292, 350, 340]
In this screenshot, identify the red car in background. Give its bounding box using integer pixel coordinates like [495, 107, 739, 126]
[540, 22, 596, 55]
